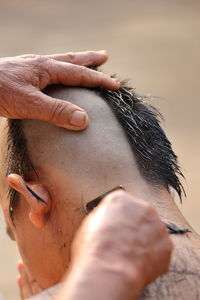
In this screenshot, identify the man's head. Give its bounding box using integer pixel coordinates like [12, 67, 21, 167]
[0, 84, 183, 288]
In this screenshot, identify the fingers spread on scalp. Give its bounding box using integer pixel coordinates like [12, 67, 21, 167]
[46, 60, 120, 90]
[46, 50, 108, 66]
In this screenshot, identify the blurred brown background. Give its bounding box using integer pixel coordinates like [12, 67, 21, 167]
[0, 0, 200, 299]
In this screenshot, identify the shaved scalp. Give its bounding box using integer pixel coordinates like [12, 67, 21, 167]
[6, 82, 184, 220]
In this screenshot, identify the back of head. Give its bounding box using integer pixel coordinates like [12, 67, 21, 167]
[0, 81, 187, 290]
[7, 83, 183, 205]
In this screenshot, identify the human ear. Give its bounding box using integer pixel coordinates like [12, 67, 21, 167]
[7, 173, 51, 228]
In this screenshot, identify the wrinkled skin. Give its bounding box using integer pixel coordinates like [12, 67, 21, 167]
[0, 51, 119, 130]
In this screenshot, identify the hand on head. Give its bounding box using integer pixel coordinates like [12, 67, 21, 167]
[0, 51, 120, 130]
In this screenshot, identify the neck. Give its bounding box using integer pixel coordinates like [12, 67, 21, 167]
[85, 153, 193, 233]
[119, 175, 194, 233]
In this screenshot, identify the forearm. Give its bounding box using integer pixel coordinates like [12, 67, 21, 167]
[57, 256, 142, 300]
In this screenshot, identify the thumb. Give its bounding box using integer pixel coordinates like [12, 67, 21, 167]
[23, 91, 89, 130]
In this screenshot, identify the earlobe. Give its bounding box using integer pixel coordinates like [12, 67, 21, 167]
[7, 173, 51, 228]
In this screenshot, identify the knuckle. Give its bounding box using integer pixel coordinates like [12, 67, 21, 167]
[106, 190, 128, 205]
[142, 202, 156, 216]
[35, 56, 54, 87]
[66, 52, 75, 60]
[50, 100, 69, 124]
[29, 55, 48, 73]
[35, 56, 52, 71]
[86, 50, 95, 56]
[36, 55, 48, 65]
[43, 57, 55, 74]
[20, 54, 35, 59]
[104, 191, 137, 217]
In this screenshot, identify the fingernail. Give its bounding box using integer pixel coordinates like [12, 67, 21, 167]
[70, 111, 87, 127]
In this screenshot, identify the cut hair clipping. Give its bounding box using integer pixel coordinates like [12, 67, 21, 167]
[85, 185, 125, 215]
